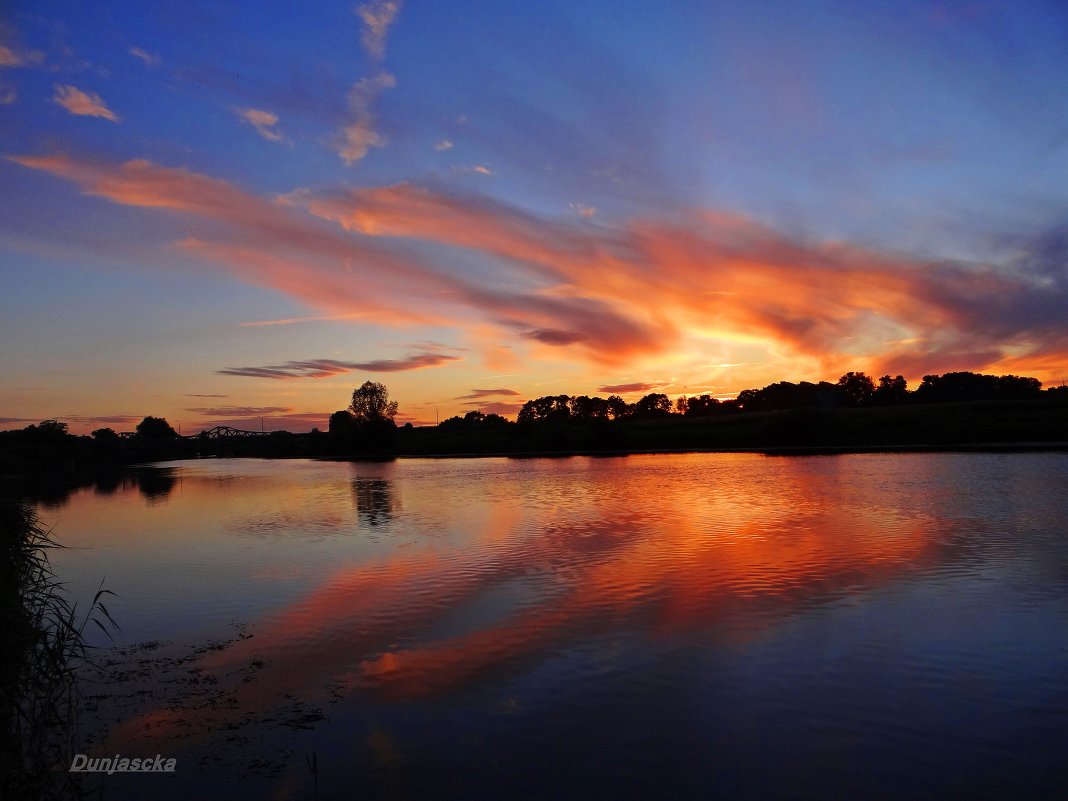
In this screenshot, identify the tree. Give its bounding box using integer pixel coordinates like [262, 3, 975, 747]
[570, 395, 610, 421]
[36, 420, 69, 437]
[329, 410, 357, 435]
[349, 381, 398, 424]
[517, 395, 570, 424]
[606, 395, 630, 420]
[633, 393, 673, 418]
[136, 416, 178, 438]
[685, 394, 721, 417]
[873, 374, 908, 405]
[836, 372, 875, 407]
[91, 427, 119, 442]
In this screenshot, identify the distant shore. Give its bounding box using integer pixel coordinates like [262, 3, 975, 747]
[3, 396, 1067, 493]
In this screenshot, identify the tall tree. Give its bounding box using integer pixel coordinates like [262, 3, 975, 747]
[349, 381, 399, 424]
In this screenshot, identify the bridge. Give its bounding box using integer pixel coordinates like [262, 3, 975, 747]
[191, 426, 272, 439]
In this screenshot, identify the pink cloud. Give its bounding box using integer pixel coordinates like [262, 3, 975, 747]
[52, 85, 120, 122]
[235, 107, 285, 142]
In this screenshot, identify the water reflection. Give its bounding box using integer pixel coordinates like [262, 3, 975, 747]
[117, 477, 940, 739]
[353, 477, 395, 527]
[21, 466, 179, 508]
[47, 455, 1068, 800]
[135, 469, 177, 504]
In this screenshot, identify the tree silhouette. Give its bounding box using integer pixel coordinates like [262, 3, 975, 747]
[349, 381, 399, 424]
[836, 372, 875, 407]
[684, 394, 722, 417]
[136, 416, 178, 438]
[34, 420, 69, 437]
[634, 393, 673, 418]
[606, 395, 630, 420]
[329, 410, 358, 435]
[570, 395, 611, 421]
[873, 374, 908, 405]
[915, 372, 1042, 403]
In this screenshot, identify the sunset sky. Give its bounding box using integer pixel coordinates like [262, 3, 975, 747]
[2, 0, 1068, 432]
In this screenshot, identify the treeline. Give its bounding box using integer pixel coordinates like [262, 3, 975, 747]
[499, 371, 1055, 425]
[383, 370, 1067, 455]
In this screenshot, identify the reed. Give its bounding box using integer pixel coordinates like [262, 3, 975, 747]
[0, 498, 116, 800]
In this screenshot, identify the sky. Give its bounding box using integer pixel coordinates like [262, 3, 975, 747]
[2, 0, 1068, 433]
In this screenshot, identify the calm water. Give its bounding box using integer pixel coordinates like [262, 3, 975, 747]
[40, 453, 1068, 800]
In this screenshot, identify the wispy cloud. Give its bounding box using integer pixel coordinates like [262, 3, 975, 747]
[453, 388, 521, 400]
[218, 352, 462, 379]
[239, 313, 365, 327]
[128, 46, 161, 66]
[453, 164, 492, 175]
[597, 382, 669, 394]
[52, 84, 119, 121]
[0, 40, 43, 68]
[235, 107, 285, 142]
[186, 394, 228, 398]
[570, 203, 596, 218]
[0, 86, 15, 105]
[356, 0, 403, 61]
[339, 71, 395, 165]
[337, 0, 403, 165]
[186, 406, 292, 416]
[433, 139, 453, 151]
[0, 46, 21, 67]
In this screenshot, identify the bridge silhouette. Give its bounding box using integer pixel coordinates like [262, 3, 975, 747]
[192, 426, 272, 439]
[117, 426, 274, 440]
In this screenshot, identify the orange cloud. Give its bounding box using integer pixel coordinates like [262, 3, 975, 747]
[11, 152, 1068, 383]
[303, 182, 1068, 381]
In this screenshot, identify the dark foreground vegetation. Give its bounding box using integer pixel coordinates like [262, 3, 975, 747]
[2, 372, 1066, 481]
[0, 499, 113, 799]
